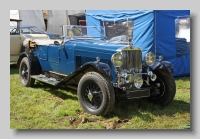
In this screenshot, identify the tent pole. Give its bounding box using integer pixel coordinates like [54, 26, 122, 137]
[66, 10, 69, 25]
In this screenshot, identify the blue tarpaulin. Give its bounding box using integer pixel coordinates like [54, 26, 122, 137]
[155, 10, 190, 77]
[85, 10, 190, 77]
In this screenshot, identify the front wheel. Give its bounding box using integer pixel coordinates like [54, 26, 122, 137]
[149, 70, 176, 106]
[77, 72, 115, 116]
[19, 57, 35, 87]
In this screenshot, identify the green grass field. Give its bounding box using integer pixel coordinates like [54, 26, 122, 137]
[10, 64, 190, 129]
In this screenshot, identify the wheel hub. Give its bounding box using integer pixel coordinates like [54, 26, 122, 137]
[88, 90, 93, 101]
[22, 70, 25, 76]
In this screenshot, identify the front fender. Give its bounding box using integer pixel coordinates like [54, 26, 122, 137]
[17, 52, 29, 67]
[78, 61, 112, 79]
[150, 60, 174, 73]
[60, 61, 112, 85]
[17, 52, 42, 75]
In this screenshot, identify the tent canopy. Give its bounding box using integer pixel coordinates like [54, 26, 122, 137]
[155, 10, 190, 77]
[85, 10, 190, 77]
[86, 10, 155, 61]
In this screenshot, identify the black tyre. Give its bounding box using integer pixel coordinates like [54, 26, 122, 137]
[19, 57, 35, 87]
[77, 72, 115, 116]
[149, 70, 176, 106]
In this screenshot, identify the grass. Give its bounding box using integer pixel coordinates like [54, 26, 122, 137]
[10, 63, 190, 129]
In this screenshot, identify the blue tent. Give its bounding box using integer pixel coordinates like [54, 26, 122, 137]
[85, 10, 190, 77]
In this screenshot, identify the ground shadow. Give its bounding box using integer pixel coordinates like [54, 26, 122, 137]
[104, 98, 190, 122]
[10, 63, 18, 75]
[174, 76, 190, 81]
[33, 81, 78, 101]
[10, 64, 78, 100]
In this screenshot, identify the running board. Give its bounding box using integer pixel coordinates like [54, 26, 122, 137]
[31, 74, 59, 86]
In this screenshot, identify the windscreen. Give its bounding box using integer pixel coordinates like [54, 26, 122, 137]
[62, 25, 105, 39]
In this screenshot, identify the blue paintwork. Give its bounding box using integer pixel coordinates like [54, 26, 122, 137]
[61, 61, 112, 84]
[33, 39, 128, 82]
[142, 60, 174, 73]
[150, 60, 174, 73]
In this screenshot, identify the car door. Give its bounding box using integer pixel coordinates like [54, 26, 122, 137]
[10, 30, 21, 62]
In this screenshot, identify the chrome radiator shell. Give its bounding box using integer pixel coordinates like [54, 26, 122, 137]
[120, 47, 142, 73]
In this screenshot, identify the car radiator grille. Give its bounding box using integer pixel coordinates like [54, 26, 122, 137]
[121, 50, 142, 72]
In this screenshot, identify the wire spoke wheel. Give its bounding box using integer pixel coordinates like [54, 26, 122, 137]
[78, 72, 115, 116]
[149, 70, 176, 106]
[151, 77, 165, 99]
[19, 57, 35, 87]
[83, 82, 103, 109]
[20, 63, 29, 84]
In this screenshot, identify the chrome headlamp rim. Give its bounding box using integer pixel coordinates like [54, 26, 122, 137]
[111, 52, 123, 67]
[145, 52, 156, 66]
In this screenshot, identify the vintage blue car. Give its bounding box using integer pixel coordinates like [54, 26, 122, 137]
[17, 25, 176, 116]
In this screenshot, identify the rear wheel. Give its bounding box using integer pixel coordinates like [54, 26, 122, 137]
[77, 72, 115, 116]
[149, 70, 176, 106]
[19, 57, 35, 87]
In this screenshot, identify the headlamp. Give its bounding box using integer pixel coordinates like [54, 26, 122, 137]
[145, 52, 156, 66]
[111, 53, 123, 67]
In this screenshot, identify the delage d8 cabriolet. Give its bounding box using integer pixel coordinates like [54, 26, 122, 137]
[17, 25, 176, 116]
